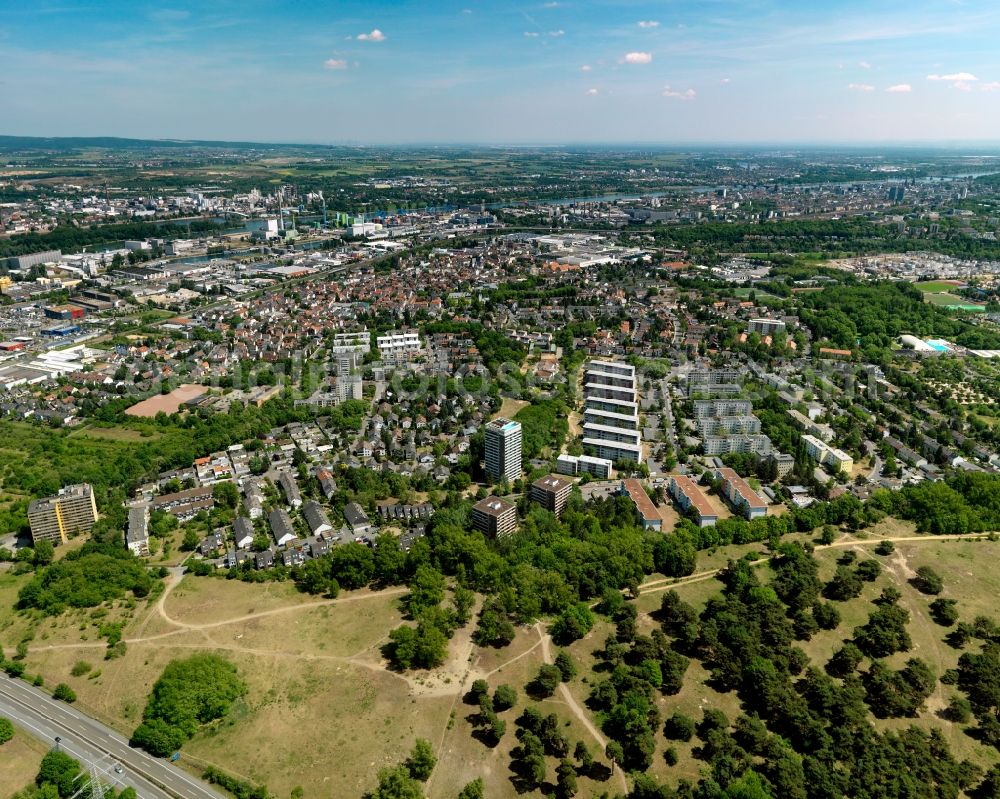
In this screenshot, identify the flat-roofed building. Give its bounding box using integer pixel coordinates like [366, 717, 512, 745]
[582, 437, 643, 464]
[587, 360, 636, 379]
[584, 396, 639, 417]
[582, 421, 642, 447]
[693, 399, 754, 418]
[584, 407, 640, 431]
[556, 453, 614, 479]
[802, 434, 854, 475]
[6, 250, 62, 270]
[584, 381, 638, 404]
[125, 505, 150, 556]
[768, 451, 796, 479]
[702, 435, 773, 457]
[696, 416, 761, 437]
[484, 417, 523, 483]
[747, 318, 786, 336]
[471, 496, 517, 538]
[377, 330, 421, 363]
[668, 475, 718, 527]
[619, 478, 662, 531]
[330, 330, 371, 353]
[530, 474, 573, 517]
[715, 467, 767, 520]
[583, 358, 641, 465]
[28, 483, 99, 545]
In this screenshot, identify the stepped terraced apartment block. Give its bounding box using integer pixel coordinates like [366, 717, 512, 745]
[583, 360, 642, 464]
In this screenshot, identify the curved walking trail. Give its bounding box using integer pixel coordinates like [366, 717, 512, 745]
[636, 532, 992, 595]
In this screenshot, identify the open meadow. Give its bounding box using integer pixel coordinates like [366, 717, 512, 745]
[4, 524, 1000, 798]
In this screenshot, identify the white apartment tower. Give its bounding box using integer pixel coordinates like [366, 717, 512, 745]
[484, 417, 523, 483]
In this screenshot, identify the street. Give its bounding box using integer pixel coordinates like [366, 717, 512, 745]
[0, 675, 228, 799]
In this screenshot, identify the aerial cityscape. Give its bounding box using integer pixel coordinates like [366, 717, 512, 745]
[3, 2, 1000, 799]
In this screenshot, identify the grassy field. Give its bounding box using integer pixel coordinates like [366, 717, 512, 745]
[0, 722, 49, 798]
[5, 525, 1000, 797]
[924, 291, 987, 311]
[69, 424, 161, 443]
[914, 280, 965, 293]
[494, 397, 529, 421]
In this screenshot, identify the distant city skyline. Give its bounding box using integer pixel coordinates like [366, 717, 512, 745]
[2, 0, 1000, 144]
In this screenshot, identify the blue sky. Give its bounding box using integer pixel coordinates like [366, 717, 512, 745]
[2, 0, 999, 144]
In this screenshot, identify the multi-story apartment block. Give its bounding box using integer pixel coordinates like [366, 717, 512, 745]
[377, 330, 422, 363]
[714, 467, 767, 520]
[768, 452, 796, 479]
[618, 478, 662, 531]
[696, 416, 762, 437]
[747, 318, 787, 336]
[125, 504, 150, 556]
[702, 435, 773, 457]
[471, 496, 517, 538]
[802, 434, 854, 474]
[484, 417, 523, 483]
[556, 453, 614, 479]
[668, 475, 718, 528]
[530, 474, 573, 517]
[583, 359, 641, 464]
[330, 331, 371, 353]
[693, 399, 753, 418]
[28, 483, 99, 545]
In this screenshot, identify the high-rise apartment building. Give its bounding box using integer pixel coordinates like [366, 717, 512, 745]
[28, 483, 98, 545]
[583, 360, 641, 463]
[484, 417, 523, 483]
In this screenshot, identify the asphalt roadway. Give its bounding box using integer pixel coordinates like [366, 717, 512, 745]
[0, 675, 228, 799]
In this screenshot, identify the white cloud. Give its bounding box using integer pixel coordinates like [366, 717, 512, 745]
[663, 85, 696, 100]
[858, 60, 871, 69]
[524, 31, 540, 37]
[720, 77, 731, 84]
[587, 88, 598, 95]
[548, 29, 565, 37]
[982, 81, 1000, 92]
[323, 58, 348, 70]
[927, 72, 977, 81]
[638, 20, 660, 28]
[848, 83, 875, 91]
[357, 29, 386, 41]
[580, 64, 591, 72]
[622, 51, 652, 64]
[885, 84, 912, 92]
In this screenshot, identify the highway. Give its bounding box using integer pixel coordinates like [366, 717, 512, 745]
[0, 675, 228, 799]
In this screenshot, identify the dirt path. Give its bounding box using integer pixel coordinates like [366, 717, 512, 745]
[636, 533, 993, 596]
[147, 584, 408, 640]
[536, 624, 629, 796]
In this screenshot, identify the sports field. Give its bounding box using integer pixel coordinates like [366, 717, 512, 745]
[923, 291, 987, 312]
[914, 280, 966, 293]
